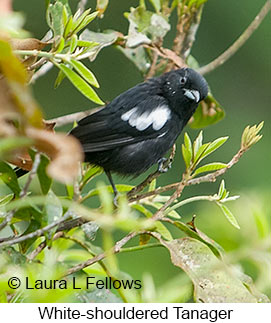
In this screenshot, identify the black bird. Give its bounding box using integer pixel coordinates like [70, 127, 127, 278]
[70, 68, 208, 199]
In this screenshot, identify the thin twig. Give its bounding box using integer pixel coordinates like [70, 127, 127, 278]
[27, 232, 64, 261]
[65, 231, 139, 276]
[145, 50, 159, 79]
[198, 1, 271, 75]
[0, 153, 41, 232]
[20, 153, 41, 197]
[62, 234, 128, 302]
[152, 176, 186, 220]
[129, 146, 247, 203]
[27, 57, 47, 71]
[30, 61, 54, 83]
[0, 211, 71, 248]
[127, 144, 176, 199]
[46, 106, 102, 127]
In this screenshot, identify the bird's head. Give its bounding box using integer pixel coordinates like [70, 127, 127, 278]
[162, 67, 208, 116]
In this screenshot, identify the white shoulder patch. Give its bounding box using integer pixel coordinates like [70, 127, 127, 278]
[121, 108, 137, 122]
[121, 105, 171, 132]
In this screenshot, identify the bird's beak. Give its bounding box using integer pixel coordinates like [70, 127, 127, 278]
[184, 89, 200, 103]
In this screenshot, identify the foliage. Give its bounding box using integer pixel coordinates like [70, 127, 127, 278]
[0, 0, 270, 303]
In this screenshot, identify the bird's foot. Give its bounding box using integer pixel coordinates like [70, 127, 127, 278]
[158, 157, 172, 173]
[113, 192, 119, 208]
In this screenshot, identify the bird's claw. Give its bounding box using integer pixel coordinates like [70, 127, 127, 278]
[113, 192, 119, 207]
[158, 157, 172, 173]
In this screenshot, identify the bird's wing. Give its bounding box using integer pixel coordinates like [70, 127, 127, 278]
[70, 93, 172, 152]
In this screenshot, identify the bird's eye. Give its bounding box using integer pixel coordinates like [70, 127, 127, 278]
[180, 76, 187, 85]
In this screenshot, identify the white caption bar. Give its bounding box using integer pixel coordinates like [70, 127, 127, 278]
[0, 303, 269, 323]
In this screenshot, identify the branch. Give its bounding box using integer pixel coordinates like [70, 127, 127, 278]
[127, 144, 176, 199]
[30, 61, 53, 83]
[129, 145, 247, 204]
[46, 106, 102, 127]
[0, 211, 71, 248]
[198, 1, 271, 75]
[64, 231, 139, 276]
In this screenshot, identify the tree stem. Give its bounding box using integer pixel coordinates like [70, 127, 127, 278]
[198, 1, 271, 75]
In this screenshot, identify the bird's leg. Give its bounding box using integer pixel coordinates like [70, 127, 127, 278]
[105, 170, 119, 206]
[157, 157, 172, 173]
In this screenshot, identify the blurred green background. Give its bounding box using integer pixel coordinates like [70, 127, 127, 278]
[12, 0, 271, 298]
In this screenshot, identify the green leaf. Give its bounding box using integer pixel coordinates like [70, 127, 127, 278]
[145, 201, 181, 219]
[0, 162, 21, 197]
[63, 16, 73, 38]
[65, 183, 74, 199]
[0, 193, 13, 206]
[97, 182, 113, 214]
[71, 11, 98, 35]
[189, 94, 225, 129]
[193, 136, 228, 166]
[69, 34, 78, 53]
[54, 69, 66, 88]
[193, 143, 210, 165]
[55, 36, 65, 53]
[48, 2, 65, 37]
[217, 202, 240, 229]
[70, 59, 99, 88]
[2, 246, 27, 264]
[203, 136, 228, 158]
[77, 40, 99, 48]
[193, 162, 227, 176]
[253, 210, 269, 239]
[155, 221, 173, 241]
[79, 30, 119, 61]
[37, 154, 52, 195]
[148, 0, 161, 12]
[81, 165, 103, 189]
[57, 63, 104, 104]
[159, 237, 259, 302]
[192, 131, 203, 158]
[187, 55, 200, 69]
[19, 220, 41, 253]
[182, 133, 192, 168]
[172, 220, 223, 258]
[148, 179, 156, 192]
[218, 180, 225, 198]
[0, 137, 32, 158]
[44, 190, 63, 238]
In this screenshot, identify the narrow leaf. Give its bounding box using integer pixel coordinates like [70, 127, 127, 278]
[69, 34, 78, 53]
[193, 162, 227, 176]
[57, 63, 104, 104]
[37, 154, 52, 195]
[218, 180, 225, 198]
[202, 137, 228, 159]
[156, 221, 173, 241]
[0, 162, 21, 197]
[217, 203, 240, 229]
[193, 130, 203, 159]
[70, 59, 99, 88]
[54, 69, 66, 88]
[182, 133, 192, 168]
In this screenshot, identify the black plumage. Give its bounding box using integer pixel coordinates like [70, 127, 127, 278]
[70, 68, 208, 197]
